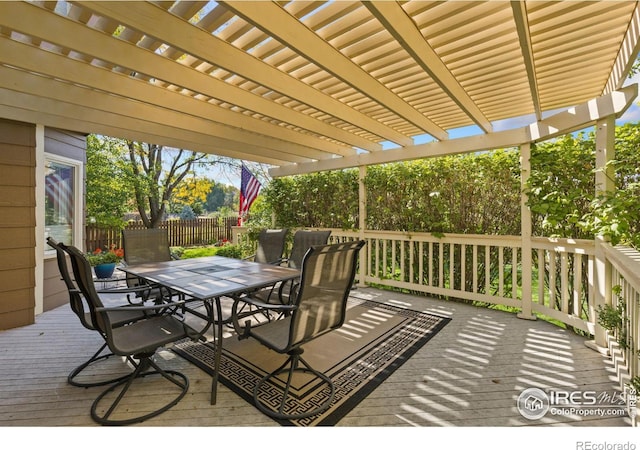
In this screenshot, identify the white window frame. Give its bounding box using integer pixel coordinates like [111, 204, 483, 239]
[42, 153, 84, 259]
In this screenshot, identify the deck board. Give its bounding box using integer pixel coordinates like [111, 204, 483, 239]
[0, 287, 632, 429]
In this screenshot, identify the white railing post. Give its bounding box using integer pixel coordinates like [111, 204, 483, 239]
[231, 226, 243, 245]
[518, 142, 535, 320]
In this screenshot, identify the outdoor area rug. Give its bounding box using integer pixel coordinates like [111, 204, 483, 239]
[173, 297, 450, 426]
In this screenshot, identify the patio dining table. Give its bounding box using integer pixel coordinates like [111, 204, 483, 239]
[119, 255, 300, 405]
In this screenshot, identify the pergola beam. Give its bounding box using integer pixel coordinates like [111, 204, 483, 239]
[511, 1, 542, 121]
[0, 89, 298, 166]
[0, 65, 341, 165]
[0, 1, 380, 154]
[0, 38, 354, 159]
[605, 2, 640, 92]
[270, 84, 638, 177]
[364, 1, 493, 133]
[219, 0, 448, 143]
[75, 0, 404, 149]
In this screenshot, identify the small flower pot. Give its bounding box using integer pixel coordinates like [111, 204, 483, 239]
[94, 263, 116, 279]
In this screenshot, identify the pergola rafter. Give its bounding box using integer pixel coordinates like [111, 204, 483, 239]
[0, 0, 638, 172]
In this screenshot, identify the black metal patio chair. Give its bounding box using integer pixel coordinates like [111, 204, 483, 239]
[245, 228, 288, 265]
[273, 229, 331, 305]
[121, 228, 176, 304]
[61, 241, 203, 426]
[238, 228, 289, 313]
[47, 237, 152, 387]
[231, 240, 365, 420]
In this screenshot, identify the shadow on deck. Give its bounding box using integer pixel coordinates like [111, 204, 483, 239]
[0, 287, 633, 434]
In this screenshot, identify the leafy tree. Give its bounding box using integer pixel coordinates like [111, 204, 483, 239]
[364, 150, 520, 234]
[170, 177, 213, 215]
[526, 124, 640, 249]
[526, 132, 596, 238]
[86, 135, 245, 227]
[178, 205, 197, 220]
[85, 135, 131, 227]
[262, 170, 359, 229]
[580, 122, 640, 248]
[205, 182, 238, 213]
[124, 141, 209, 228]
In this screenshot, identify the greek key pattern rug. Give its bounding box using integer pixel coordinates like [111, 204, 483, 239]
[173, 298, 450, 426]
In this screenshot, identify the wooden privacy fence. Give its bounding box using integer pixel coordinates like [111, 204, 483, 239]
[86, 217, 237, 251]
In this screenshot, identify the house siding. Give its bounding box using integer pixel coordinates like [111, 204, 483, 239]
[0, 119, 36, 330]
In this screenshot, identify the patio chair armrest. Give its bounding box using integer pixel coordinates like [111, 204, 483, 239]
[236, 294, 295, 311]
[230, 295, 296, 339]
[96, 299, 186, 313]
[96, 285, 152, 295]
[267, 257, 285, 265]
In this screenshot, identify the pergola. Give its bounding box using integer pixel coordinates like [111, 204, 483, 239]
[1, 0, 640, 348]
[1, 0, 639, 176]
[1, 1, 640, 427]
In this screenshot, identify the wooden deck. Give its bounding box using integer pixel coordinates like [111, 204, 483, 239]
[0, 287, 633, 430]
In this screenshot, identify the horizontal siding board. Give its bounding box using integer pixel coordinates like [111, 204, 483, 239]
[0, 119, 35, 331]
[0, 268, 34, 292]
[43, 258, 64, 280]
[45, 128, 86, 147]
[0, 228, 34, 249]
[0, 207, 35, 228]
[43, 259, 67, 312]
[44, 129, 86, 161]
[0, 288, 34, 314]
[0, 165, 34, 186]
[0, 120, 35, 147]
[0, 248, 35, 269]
[0, 308, 34, 329]
[44, 290, 67, 312]
[0, 186, 34, 207]
[0, 143, 36, 167]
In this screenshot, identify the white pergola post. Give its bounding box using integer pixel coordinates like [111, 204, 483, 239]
[591, 116, 616, 351]
[518, 142, 535, 321]
[34, 124, 45, 316]
[358, 165, 367, 287]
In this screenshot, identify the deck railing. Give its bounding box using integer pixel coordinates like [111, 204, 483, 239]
[233, 227, 598, 330]
[233, 226, 639, 415]
[602, 243, 640, 423]
[326, 230, 597, 332]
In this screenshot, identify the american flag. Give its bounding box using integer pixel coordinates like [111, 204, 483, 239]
[239, 163, 261, 221]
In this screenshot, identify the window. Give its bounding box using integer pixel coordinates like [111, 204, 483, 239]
[44, 156, 82, 253]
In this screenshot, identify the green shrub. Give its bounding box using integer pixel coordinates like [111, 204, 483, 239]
[179, 244, 241, 259]
[214, 244, 242, 259]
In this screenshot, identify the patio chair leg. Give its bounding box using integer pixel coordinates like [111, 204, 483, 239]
[253, 348, 335, 420]
[68, 342, 135, 388]
[90, 354, 188, 426]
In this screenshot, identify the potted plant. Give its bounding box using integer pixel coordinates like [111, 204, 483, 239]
[87, 245, 124, 279]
